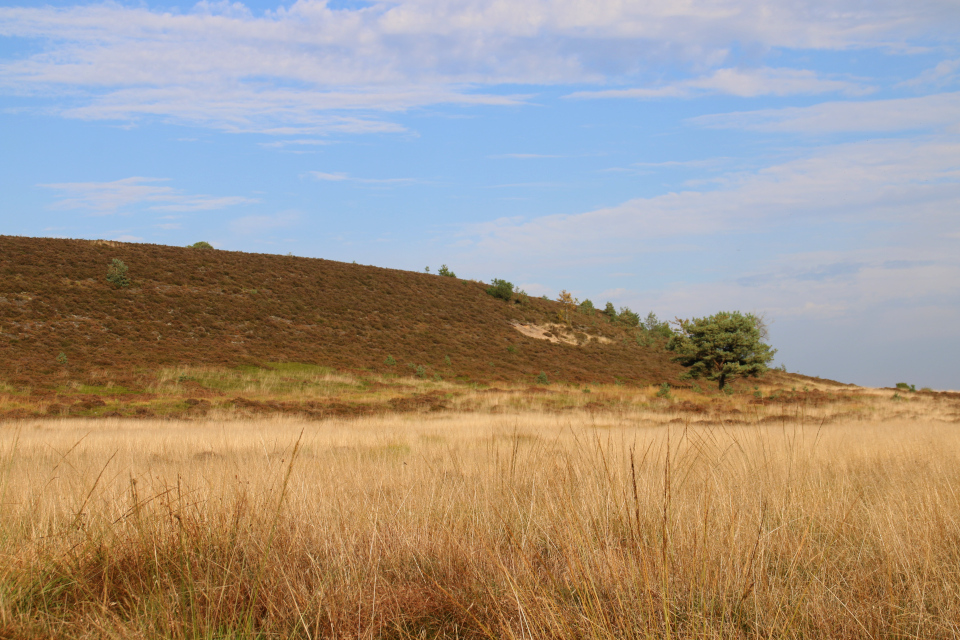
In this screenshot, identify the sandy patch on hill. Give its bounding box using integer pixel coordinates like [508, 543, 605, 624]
[510, 321, 612, 346]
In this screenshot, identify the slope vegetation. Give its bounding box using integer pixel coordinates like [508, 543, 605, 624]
[0, 236, 684, 389]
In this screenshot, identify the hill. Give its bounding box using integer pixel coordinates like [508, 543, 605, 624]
[0, 235, 686, 391]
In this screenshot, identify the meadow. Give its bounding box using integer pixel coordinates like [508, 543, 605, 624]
[2, 383, 960, 639]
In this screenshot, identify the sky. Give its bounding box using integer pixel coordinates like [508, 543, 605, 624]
[1, 0, 959, 390]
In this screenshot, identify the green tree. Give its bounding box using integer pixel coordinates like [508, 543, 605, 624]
[437, 264, 456, 277]
[579, 299, 595, 315]
[105, 258, 130, 288]
[486, 278, 514, 301]
[603, 302, 616, 320]
[667, 311, 776, 390]
[187, 241, 214, 250]
[618, 306, 640, 327]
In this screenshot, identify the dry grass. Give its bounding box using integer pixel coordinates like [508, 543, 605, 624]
[2, 394, 960, 638]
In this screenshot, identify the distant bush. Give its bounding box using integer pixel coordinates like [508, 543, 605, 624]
[643, 312, 673, 338]
[105, 258, 130, 288]
[437, 264, 456, 278]
[603, 302, 616, 320]
[415, 365, 426, 379]
[536, 371, 549, 385]
[486, 278, 514, 302]
[56, 352, 67, 366]
[579, 299, 595, 315]
[895, 382, 916, 392]
[618, 307, 640, 327]
[187, 241, 214, 250]
[384, 355, 396, 366]
[656, 382, 672, 399]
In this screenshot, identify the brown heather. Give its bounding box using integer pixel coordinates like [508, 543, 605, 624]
[0, 235, 684, 392]
[2, 385, 960, 638]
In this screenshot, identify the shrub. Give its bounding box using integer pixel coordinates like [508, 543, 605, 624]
[895, 382, 916, 392]
[187, 241, 214, 250]
[384, 355, 396, 366]
[56, 352, 67, 366]
[535, 371, 549, 385]
[105, 258, 130, 288]
[603, 302, 616, 320]
[618, 307, 640, 327]
[579, 299, 595, 315]
[486, 278, 514, 301]
[437, 264, 456, 277]
[643, 312, 674, 337]
[414, 365, 426, 379]
[444, 355, 452, 366]
[656, 382, 671, 399]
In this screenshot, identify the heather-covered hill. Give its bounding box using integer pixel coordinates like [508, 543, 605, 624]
[0, 235, 685, 389]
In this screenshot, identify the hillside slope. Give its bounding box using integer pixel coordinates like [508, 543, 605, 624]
[0, 235, 685, 389]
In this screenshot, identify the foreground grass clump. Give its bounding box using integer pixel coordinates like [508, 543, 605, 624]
[2, 409, 960, 638]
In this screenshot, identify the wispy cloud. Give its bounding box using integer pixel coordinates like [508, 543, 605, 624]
[308, 171, 418, 185]
[488, 153, 569, 159]
[567, 67, 869, 100]
[0, 0, 952, 133]
[39, 177, 257, 214]
[461, 137, 960, 262]
[692, 92, 960, 133]
[230, 211, 301, 235]
[899, 58, 960, 89]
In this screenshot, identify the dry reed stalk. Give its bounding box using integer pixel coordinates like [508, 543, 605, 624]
[0, 405, 959, 638]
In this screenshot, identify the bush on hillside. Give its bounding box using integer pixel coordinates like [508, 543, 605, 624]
[603, 302, 616, 320]
[105, 258, 130, 288]
[437, 264, 456, 277]
[643, 312, 674, 338]
[618, 307, 640, 327]
[486, 278, 514, 302]
[188, 241, 214, 250]
[579, 299, 595, 315]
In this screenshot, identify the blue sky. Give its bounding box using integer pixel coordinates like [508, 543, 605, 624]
[2, 0, 959, 389]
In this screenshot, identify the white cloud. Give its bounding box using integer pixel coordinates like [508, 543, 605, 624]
[489, 153, 569, 159]
[460, 136, 960, 263]
[567, 67, 868, 100]
[308, 171, 418, 184]
[900, 58, 960, 88]
[230, 211, 300, 234]
[693, 92, 960, 133]
[38, 177, 257, 214]
[1, 0, 957, 132]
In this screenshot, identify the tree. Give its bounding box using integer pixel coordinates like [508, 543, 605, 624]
[603, 302, 616, 320]
[618, 306, 640, 327]
[667, 311, 776, 390]
[187, 241, 214, 250]
[105, 258, 130, 288]
[556, 290, 577, 324]
[437, 264, 456, 277]
[486, 278, 514, 301]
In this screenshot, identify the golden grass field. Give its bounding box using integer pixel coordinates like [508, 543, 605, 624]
[2, 382, 960, 639]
